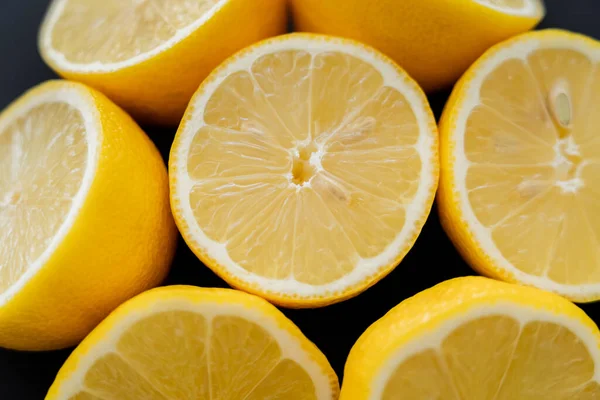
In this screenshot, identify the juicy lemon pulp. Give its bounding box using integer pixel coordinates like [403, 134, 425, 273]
[176, 39, 437, 301]
[0, 102, 88, 293]
[78, 314, 315, 399]
[384, 315, 599, 399]
[48, 0, 220, 64]
[463, 45, 600, 287]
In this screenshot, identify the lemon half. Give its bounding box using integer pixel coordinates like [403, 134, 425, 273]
[342, 277, 600, 399]
[47, 286, 339, 399]
[169, 34, 439, 307]
[439, 30, 600, 302]
[0, 81, 176, 350]
[39, 0, 287, 125]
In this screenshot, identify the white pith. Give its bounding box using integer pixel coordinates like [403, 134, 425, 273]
[54, 299, 335, 399]
[452, 34, 600, 298]
[372, 303, 600, 398]
[172, 36, 438, 299]
[474, 0, 543, 16]
[40, 0, 228, 72]
[0, 85, 100, 306]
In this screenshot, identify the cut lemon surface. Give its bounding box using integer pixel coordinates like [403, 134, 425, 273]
[169, 34, 439, 308]
[341, 276, 600, 399]
[46, 286, 339, 400]
[439, 29, 600, 302]
[39, 0, 286, 125]
[290, 0, 544, 92]
[0, 81, 176, 350]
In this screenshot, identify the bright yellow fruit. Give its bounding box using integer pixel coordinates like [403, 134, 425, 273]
[290, 0, 545, 92]
[0, 80, 177, 350]
[38, 0, 287, 126]
[439, 30, 600, 302]
[46, 286, 339, 400]
[341, 276, 600, 399]
[169, 33, 439, 308]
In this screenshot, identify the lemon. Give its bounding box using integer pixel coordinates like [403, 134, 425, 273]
[46, 286, 339, 399]
[38, 0, 287, 126]
[290, 0, 545, 92]
[439, 30, 600, 302]
[169, 34, 439, 308]
[341, 276, 600, 399]
[0, 80, 177, 351]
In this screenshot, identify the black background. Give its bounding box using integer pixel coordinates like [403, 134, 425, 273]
[1, 0, 600, 398]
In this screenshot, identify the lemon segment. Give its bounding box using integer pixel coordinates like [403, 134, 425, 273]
[46, 286, 339, 400]
[170, 34, 439, 307]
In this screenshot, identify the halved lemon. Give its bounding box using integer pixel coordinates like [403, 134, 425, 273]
[38, 0, 287, 125]
[169, 34, 439, 308]
[0, 81, 176, 350]
[290, 0, 544, 92]
[341, 276, 600, 399]
[46, 286, 339, 399]
[439, 29, 600, 302]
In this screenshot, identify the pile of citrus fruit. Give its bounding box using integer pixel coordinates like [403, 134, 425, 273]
[2, 0, 600, 398]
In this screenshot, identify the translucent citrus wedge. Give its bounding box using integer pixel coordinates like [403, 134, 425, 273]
[341, 277, 600, 399]
[169, 34, 439, 307]
[439, 29, 600, 302]
[0, 81, 176, 351]
[46, 286, 339, 400]
[38, 0, 286, 125]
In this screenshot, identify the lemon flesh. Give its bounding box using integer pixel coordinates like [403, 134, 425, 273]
[79, 314, 317, 399]
[46, 0, 220, 65]
[0, 102, 88, 293]
[466, 48, 599, 283]
[384, 316, 599, 399]
[192, 53, 420, 281]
